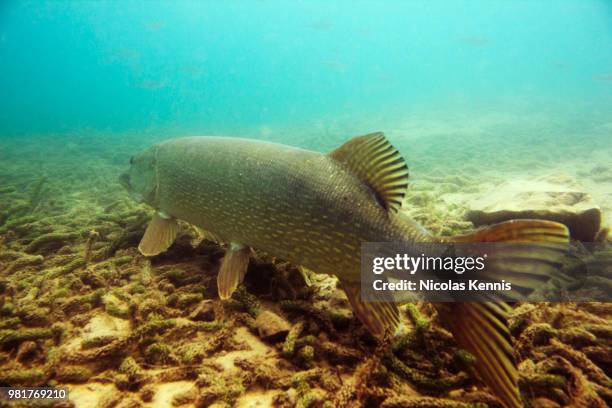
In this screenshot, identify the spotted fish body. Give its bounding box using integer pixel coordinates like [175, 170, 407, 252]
[154, 136, 425, 283]
[121, 133, 569, 408]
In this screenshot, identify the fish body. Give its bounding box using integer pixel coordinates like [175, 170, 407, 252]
[121, 133, 569, 408]
[149, 136, 426, 282]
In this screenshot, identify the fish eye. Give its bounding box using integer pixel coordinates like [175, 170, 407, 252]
[129, 156, 134, 164]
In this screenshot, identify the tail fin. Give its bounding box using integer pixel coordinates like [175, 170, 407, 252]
[453, 219, 570, 300]
[452, 219, 569, 244]
[437, 219, 570, 408]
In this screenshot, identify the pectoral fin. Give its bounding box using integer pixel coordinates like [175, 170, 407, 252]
[217, 243, 252, 300]
[138, 212, 179, 256]
[342, 280, 400, 339]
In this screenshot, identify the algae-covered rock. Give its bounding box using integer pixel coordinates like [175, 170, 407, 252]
[255, 310, 290, 342]
[0, 325, 62, 347]
[466, 174, 602, 241]
[189, 299, 216, 321]
[0, 135, 610, 408]
[26, 231, 79, 253]
[54, 365, 93, 383]
[381, 396, 470, 407]
[144, 342, 177, 365]
[0, 367, 45, 386]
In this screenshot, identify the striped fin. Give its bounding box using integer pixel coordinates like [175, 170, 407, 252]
[453, 219, 569, 244]
[217, 243, 252, 300]
[435, 302, 521, 408]
[451, 219, 570, 301]
[138, 212, 179, 256]
[341, 280, 400, 339]
[330, 132, 409, 213]
[433, 219, 570, 408]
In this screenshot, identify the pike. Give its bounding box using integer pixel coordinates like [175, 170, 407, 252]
[120, 133, 569, 408]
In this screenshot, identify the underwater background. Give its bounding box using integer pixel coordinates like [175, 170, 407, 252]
[0, 1, 611, 407]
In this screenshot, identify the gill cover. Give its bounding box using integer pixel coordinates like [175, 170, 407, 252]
[124, 145, 159, 206]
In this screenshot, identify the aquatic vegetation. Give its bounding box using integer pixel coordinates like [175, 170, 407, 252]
[0, 136, 609, 407]
[282, 320, 305, 358]
[54, 365, 93, 384]
[26, 232, 79, 254]
[0, 368, 45, 386]
[0, 325, 62, 346]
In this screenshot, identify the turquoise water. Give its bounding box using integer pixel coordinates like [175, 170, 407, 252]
[1, 1, 611, 150]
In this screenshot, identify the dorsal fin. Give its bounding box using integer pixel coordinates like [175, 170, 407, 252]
[329, 132, 409, 212]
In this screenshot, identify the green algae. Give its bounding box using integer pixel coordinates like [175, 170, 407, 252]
[405, 303, 430, 333]
[54, 365, 93, 383]
[176, 343, 206, 365]
[0, 214, 38, 235]
[0, 137, 609, 407]
[381, 396, 472, 408]
[65, 337, 131, 364]
[0, 325, 62, 347]
[0, 368, 45, 385]
[60, 288, 103, 316]
[132, 317, 177, 341]
[297, 344, 315, 368]
[282, 320, 305, 358]
[230, 285, 262, 317]
[3, 252, 44, 274]
[118, 356, 146, 387]
[0, 317, 21, 330]
[27, 176, 48, 212]
[196, 375, 245, 406]
[175, 292, 203, 309]
[103, 296, 131, 319]
[26, 231, 79, 253]
[144, 342, 177, 365]
[292, 373, 322, 408]
[172, 386, 198, 406]
[0, 303, 15, 317]
[453, 349, 476, 368]
[81, 334, 119, 349]
[280, 300, 337, 337]
[15, 304, 51, 326]
[45, 255, 86, 278]
[384, 353, 469, 393]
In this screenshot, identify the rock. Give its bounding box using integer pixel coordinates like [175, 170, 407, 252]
[466, 174, 601, 241]
[254, 310, 290, 342]
[189, 300, 216, 322]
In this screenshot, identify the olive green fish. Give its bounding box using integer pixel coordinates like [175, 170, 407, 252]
[120, 133, 569, 408]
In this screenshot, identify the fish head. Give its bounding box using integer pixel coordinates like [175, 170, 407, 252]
[119, 146, 158, 205]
